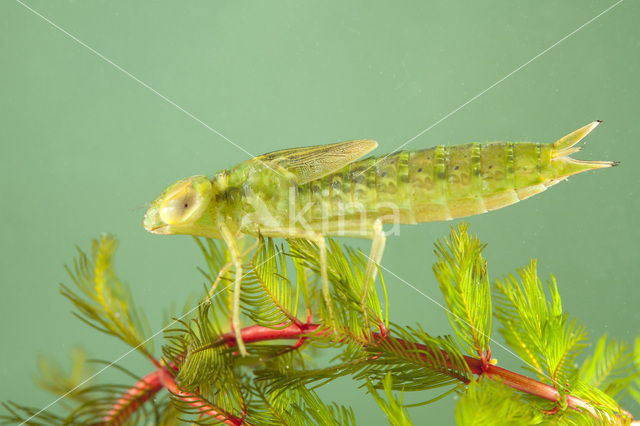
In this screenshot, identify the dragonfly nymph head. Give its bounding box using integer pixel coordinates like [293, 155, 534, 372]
[143, 176, 216, 237]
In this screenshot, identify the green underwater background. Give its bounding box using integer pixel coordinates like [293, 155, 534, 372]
[1, 1, 639, 423]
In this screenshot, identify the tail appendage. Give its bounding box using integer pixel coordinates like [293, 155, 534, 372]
[549, 121, 618, 185]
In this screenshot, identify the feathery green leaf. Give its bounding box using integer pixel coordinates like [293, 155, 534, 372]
[580, 334, 639, 400]
[60, 234, 153, 359]
[455, 378, 541, 425]
[366, 372, 413, 426]
[494, 261, 587, 384]
[433, 223, 492, 356]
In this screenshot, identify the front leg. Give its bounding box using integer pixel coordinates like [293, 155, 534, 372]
[207, 238, 259, 302]
[219, 223, 248, 357]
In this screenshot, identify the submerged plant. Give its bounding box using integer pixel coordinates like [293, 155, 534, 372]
[2, 224, 638, 425]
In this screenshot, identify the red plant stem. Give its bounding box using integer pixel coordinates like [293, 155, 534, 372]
[157, 368, 245, 425]
[102, 369, 165, 424]
[108, 322, 634, 424]
[218, 323, 322, 347]
[102, 367, 244, 426]
[464, 357, 613, 418]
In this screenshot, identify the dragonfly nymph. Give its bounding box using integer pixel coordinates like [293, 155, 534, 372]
[144, 121, 615, 355]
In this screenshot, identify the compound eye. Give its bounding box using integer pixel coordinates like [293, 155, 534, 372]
[159, 182, 201, 225]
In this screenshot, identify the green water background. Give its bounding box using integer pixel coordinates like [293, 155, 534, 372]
[1, 1, 638, 423]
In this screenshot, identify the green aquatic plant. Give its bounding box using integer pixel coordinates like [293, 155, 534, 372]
[2, 224, 638, 425]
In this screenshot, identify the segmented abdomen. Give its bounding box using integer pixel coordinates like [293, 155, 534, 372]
[403, 142, 552, 222]
[298, 142, 554, 226]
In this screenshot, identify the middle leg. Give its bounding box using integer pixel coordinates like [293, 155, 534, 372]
[360, 219, 386, 334]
